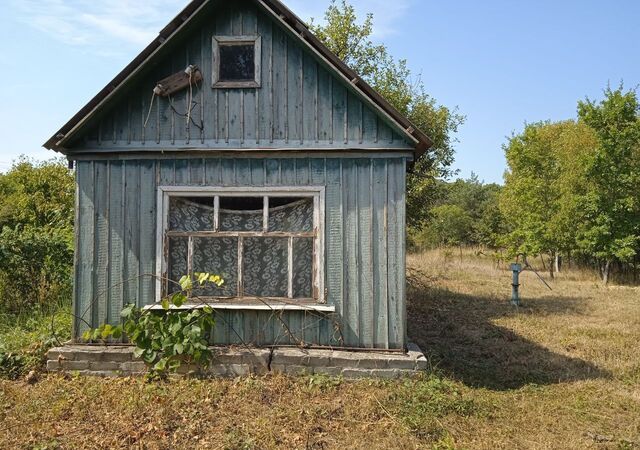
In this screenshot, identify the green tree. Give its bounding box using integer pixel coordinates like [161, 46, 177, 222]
[0, 157, 75, 311]
[500, 120, 597, 277]
[576, 85, 640, 283]
[421, 204, 473, 247]
[310, 0, 464, 227]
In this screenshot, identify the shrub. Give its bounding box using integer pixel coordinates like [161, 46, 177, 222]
[0, 226, 73, 313]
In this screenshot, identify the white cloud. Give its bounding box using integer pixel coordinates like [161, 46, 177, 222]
[287, 0, 413, 39]
[10, 0, 187, 49]
[10, 0, 411, 52]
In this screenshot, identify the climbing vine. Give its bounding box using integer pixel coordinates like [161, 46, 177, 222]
[83, 273, 223, 379]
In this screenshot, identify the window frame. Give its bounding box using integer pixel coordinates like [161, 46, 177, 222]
[212, 35, 262, 88]
[155, 186, 325, 307]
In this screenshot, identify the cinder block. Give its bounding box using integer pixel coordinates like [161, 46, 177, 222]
[89, 361, 122, 371]
[310, 366, 342, 376]
[341, 368, 373, 379]
[83, 370, 120, 378]
[285, 365, 312, 376]
[60, 360, 89, 370]
[46, 360, 61, 371]
[226, 364, 250, 377]
[355, 357, 389, 369]
[47, 348, 77, 361]
[369, 369, 401, 379]
[120, 362, 147, 374]
[385, 357, 418, 370]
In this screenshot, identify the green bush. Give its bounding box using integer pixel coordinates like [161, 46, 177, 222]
[0, 226, 73, 313]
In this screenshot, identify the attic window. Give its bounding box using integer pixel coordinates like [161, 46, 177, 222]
[212, 36, 261, 88]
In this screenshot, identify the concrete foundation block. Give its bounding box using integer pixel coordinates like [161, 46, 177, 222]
[46, 343, 428, 379]
[60, 360, 89, 371]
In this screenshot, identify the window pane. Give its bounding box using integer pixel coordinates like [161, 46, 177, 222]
[169, 197, 214, 231]
[219, 44, 255, 81]
[167, 237, 188, 294]
[219, 196, 263, 232]
[192, 237, 238, 298]
[292, 238, 313, 298]
[268, 197, 313, 232]
[243, 237, 287, 297]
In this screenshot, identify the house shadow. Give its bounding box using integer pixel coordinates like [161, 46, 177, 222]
[407, 278, 610, 391]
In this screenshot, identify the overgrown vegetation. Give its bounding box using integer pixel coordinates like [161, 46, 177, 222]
[1, 250, 638, 449]
[0, 157, 74, 379]
[86, 273, 224, 379]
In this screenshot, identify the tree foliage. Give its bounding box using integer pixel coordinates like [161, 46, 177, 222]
[500, 85, 640, 283]
[575, 86, 640, 281]
[310, 0, 464, 227]
[0, 157, 74, 312]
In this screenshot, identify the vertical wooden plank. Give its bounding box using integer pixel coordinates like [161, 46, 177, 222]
[271, 25, 286, 141]
[124, 162, 141, 306]
[280, 159, 295, 186]
[343, 159, 359, 346]
[287, 36, 302, 144]
[317, 66, 332, 142]
[257, 14, 273, 143]
[372, 159, 389, 348]
[174, 159, 189, 185]
[108, 161, 124, 325]
[242, 5, 258, 145]
[93, 162, 110, 328]
[139, 161, 157, 306]
[188, 159, 205, 186]
[201, 23, 214, 143]
[357, 159, 374, 348]
[362, 105, 378, 145]
[347, 92, 362, 145]
[387, 158, 404, 349]
[295, 158, 310, 186]
[265, 159, 281, 186]
[397, 158, 407, 349]
[221, 159, 235, 186]
[302, 53, 318, 143]
[324, 158, 344, 344]
[332, 80, 347, 145]
[215, 8, 231, 142]
[251, 159, 265, 186]
[311, 159, 331, 344]
[205, 158, 222, 186]
[76, 162, 95, 336]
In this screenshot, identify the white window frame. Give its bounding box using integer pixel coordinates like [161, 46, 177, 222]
[212, 35, 262, 89]
[155, 186, 325, 307]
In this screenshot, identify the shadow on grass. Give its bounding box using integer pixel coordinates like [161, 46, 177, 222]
[407, 281, 609, 391]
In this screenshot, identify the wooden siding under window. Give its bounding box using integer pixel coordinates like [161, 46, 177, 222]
[74, 157, 407, 349]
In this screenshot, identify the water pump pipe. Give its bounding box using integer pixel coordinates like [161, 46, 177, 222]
[511, 263, 522, 306]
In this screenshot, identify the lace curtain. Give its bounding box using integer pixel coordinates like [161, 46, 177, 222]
[167, 197, 313, 299]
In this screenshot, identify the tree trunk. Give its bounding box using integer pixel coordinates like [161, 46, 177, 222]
[601, 260, 611, 285]
[540, 255, 546, 270]
[554, 254, 561, 274]
[548, 252, 555, 279]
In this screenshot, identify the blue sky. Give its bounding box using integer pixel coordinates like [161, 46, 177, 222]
[0, 0, 638, 183]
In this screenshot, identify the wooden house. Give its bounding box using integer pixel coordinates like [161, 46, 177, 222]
[44, 0, 432, 351]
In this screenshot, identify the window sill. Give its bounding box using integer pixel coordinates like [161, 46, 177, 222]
[143, 302, 335, 312]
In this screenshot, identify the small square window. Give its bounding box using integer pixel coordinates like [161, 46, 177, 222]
[213, 36, 261, 88]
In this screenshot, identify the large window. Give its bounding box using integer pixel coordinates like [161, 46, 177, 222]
[156, 187, 324, 305]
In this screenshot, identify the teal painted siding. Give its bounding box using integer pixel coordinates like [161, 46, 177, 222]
[74, 156, 407, 349]
[65, 0, 411, 153]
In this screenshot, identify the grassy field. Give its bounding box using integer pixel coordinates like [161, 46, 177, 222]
[0, 250, 638, 449]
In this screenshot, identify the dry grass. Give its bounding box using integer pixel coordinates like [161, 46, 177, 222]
[1, 249, 639, 449]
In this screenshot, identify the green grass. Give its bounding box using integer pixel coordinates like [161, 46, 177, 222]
[0, 250, 639, 449]
[0, 301, 71, 379]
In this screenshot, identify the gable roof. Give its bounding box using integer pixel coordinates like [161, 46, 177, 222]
[43, 0, 433, 157]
